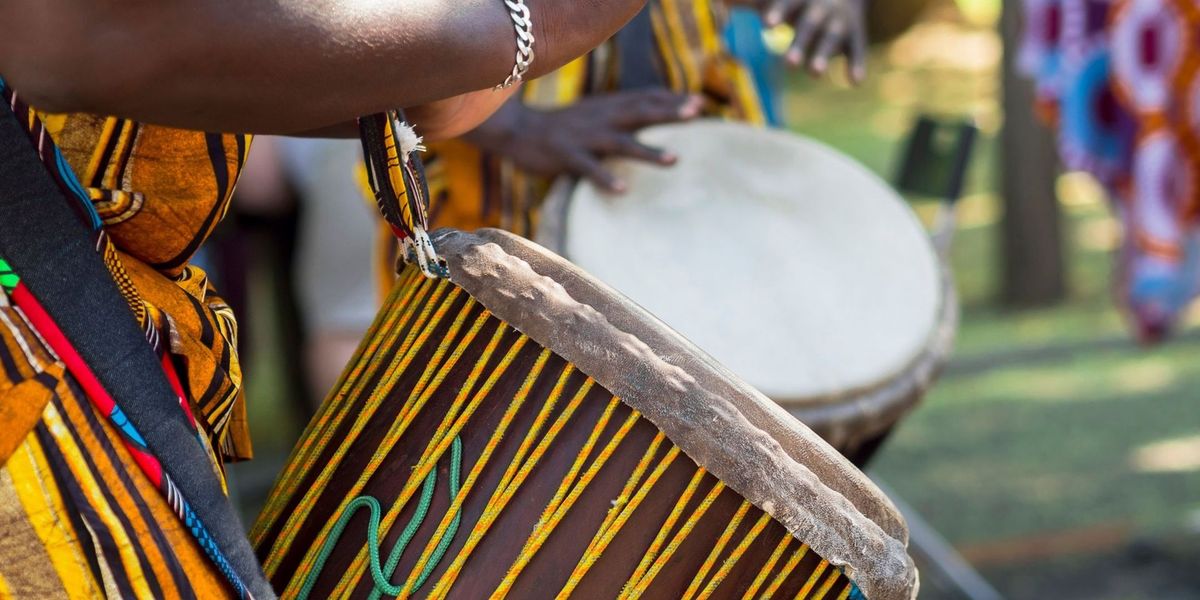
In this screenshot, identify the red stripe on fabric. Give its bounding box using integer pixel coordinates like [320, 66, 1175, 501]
[160, 353, 198, 427]
[11, 281, 165, 488]
[129, 445, 164, 487]
[12, 283, 117, 414]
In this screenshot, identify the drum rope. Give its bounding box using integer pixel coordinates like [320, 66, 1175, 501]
[810, 562, 843, 600]
[624, 467, 707, 586]
[488, 397, 636, 598]
[262, 277, 453, 574]
[741, 533, 794, 600]
[761, 544, 810, 599]
[794, 559, 831, 599]
[390, 349, 554, 599]
[335, 308, 500, 597]
[695, 511, 773, 599]
[555, 433, 677, 599]
[278, 282, 468, 591]
[295, 436, 463, 600]
[252, 267, 427, 548]
[620, 480, 725, 599]
[425, 376, 598, 598]
[330, 325, 526, 597]
[683, 499, 753, 599]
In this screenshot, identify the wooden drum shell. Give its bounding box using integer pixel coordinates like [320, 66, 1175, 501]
[251, 229, 916, 600]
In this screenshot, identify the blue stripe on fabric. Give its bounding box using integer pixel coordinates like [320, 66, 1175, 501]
[55, 147, 102, 229]
[108, 405, 150, 449]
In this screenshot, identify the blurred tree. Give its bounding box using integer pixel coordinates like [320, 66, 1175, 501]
[866, 0, 937, 45]
[998, 0, 1066, 307]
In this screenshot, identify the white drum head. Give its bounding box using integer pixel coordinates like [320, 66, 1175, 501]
[547, 120, 942, 403]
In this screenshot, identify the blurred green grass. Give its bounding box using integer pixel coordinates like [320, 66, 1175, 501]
[784, 12, 1200, 590]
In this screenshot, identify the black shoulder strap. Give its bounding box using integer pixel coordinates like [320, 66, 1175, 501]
[0, 107, 274, 599]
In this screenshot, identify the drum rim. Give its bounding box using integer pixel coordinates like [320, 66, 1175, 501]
[535, 123, 952, 411]
[433, 228, 917, 600]
[787, 262, 958, 452]
[544, 171, 957, 452]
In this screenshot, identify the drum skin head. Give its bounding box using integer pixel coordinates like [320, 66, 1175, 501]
[552, 120, 943, 404]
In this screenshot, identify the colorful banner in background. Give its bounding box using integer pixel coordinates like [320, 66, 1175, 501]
[1020, 0, 1200, 342]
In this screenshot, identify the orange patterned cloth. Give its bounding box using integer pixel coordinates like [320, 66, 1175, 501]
[38, 111, 253, 462]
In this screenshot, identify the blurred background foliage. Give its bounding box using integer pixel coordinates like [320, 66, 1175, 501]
[784, 0, 1200, 597]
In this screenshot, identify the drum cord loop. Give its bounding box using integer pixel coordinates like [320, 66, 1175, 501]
[296, 436, 464, 600]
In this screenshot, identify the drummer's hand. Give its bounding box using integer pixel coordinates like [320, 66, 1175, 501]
[758, 0, 868, 83]
[465, 90, 703, 193]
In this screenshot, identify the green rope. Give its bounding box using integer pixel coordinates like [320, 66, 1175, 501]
[298, 436, 464, 599]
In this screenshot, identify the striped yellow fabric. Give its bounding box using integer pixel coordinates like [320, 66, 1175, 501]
[33, 110, 253, 465]
[252, 263, 857, 599]
[0, 296, 234, 599]
[416, 0, 766, 240]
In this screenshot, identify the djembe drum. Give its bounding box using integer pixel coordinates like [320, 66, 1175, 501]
[537, 120, 957, 464]
[251, 228, 916, 599]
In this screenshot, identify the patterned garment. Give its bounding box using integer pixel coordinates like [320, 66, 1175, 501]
[34, 110, 253, 460]
[2, 85, 253, 596]
[1021, 0, 1200, 340]
[0, 298, 232, 598]
[420, 0, 768, 238]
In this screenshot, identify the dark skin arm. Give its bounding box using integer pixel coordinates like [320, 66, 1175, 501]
[0, 0, 649, 134]
[461, 0, 867, 186]
[299, 86, 522, 141]
[463, 90, 703, 192]
[728, 0, 868, 83]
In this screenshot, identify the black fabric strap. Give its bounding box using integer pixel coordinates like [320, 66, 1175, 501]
[0, 107, 274, 599]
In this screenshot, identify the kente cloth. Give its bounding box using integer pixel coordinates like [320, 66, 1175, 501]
[1, 79, 255, 598]
[1020, 0, 1200, 340]
[0, 302, 233, 599]
[418, 0, 769, 239]
[12, 108, 253, 461]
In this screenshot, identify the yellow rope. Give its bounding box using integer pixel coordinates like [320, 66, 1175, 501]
[809, 565, 841, 600]
[490, 398, 637, 599]
[621, 480, 726, 599]
[682, 500, 753, 600]
[286, 290, 479, 598]
[267, 279, 453, 577]
[696, 511, 773, 600]
[557, 436, 677, 599]
[581, 434, 667, 553]
[330, 326, 526, 597]
[266, 273, 439, 544]
[741, 534, 792, 600]
[794, 559, 830, 600]
[835, 583, 853, 600]
[624, 468, 708, 590]
[427, 377, 595, 599]
[761, 544, 810, 599]
[254, 268, 425, 547]
[393, 350, 554, 599]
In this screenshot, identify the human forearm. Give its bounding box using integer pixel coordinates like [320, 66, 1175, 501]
[0, 0, 646, 133]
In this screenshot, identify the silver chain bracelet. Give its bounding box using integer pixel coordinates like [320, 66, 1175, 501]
[496, 0, 535, 89]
